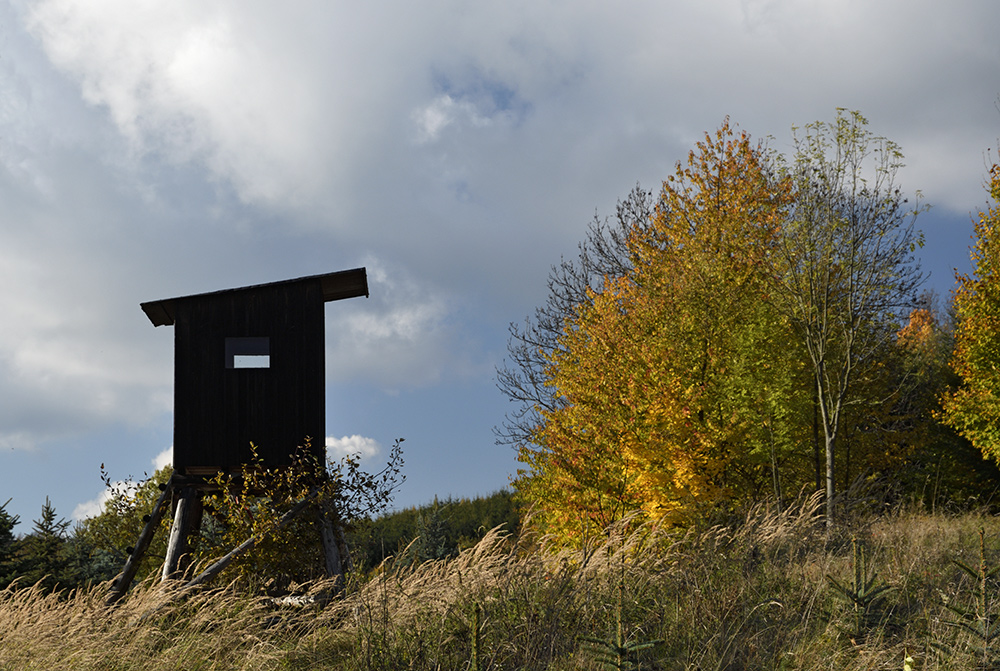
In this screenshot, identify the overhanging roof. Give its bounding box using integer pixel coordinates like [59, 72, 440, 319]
[140, 267, 368, 327]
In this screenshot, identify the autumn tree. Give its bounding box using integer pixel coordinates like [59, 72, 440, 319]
[773, 109, 924, 525]
[496, 187, 655, 450]
[507, 111, 928, 540]
[942, 164, 1000, 463]
[514, 122, 813, 540]
[887, 299, 1000, 506]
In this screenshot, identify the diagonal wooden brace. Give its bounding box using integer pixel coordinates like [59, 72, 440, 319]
[106, 475, 175, 606]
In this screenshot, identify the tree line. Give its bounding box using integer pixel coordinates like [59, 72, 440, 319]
[498, 109, 1000, 542]
[0, 480, 519, 594]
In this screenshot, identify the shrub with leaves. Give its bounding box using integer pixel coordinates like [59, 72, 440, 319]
[75, 466, 174, 585]
[199, 437, 405, 590]
[76, 438, 404, 594]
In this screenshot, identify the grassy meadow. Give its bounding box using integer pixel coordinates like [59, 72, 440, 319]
[4, 494, 1000, 670]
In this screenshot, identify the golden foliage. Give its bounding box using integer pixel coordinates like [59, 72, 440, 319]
[516, 122, 812, 541]
[941, 164, 1000, 462]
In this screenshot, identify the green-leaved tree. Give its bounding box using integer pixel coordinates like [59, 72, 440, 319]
[774, 109, 924, 525]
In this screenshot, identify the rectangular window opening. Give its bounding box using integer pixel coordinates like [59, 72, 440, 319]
[233, 354, 270, 368]
[226, 337, 270, 369]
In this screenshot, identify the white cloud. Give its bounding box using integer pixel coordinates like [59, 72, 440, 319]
[412, 95, 459, 144]
[326, 434, 380, 462]
[21, 0, 426, 210]
[71, 490, 111, 522]
[0, 431, 37, 452]
[152, 447, 173, 472]
[411, 94, 503, 145]
[72, 447, 171, 521]
[325, 257, 477, 389]
[71, 478, 141, 522]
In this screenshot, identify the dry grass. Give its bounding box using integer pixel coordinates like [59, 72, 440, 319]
[4, 497, 1000, 670]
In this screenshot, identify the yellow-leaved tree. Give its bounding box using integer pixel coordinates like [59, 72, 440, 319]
[514, 122, 813, 541]
[509, 112, 935, 541]
[942, 164, 1000, 461]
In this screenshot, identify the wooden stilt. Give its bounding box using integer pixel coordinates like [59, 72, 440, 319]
[162, 486, 200, 581]
[106, 476, 174, 605]
[335, 522, 353, 574]
[319, 508, 345, 583]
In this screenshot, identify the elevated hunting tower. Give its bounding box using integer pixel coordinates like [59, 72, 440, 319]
[140, 268, 368, 474]
[108, 268, 368, 603]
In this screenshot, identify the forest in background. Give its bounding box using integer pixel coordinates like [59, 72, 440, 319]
[0, 482, 519, 595]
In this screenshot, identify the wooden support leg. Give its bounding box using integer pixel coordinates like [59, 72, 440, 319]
[319, 502, 351, 587]
[319, 515, 343, 580]
[187, 494, 204, 562]
[162, 486, 199, 581]
[134, 488, 325, 621]
[107, 476, 174, 606]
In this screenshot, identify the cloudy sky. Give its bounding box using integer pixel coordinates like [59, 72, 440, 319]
[0, 0, 996, 527]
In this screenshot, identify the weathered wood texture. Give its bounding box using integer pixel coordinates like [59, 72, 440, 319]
[161, 486, 202, 581]
[319, 501, 352, 585]
[172, 281, 326, 472]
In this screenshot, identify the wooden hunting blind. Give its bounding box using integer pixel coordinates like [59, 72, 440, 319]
[105, 268, 368, 603]
[140, 268, 368, 475]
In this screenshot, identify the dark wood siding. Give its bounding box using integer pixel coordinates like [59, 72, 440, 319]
[172, 279, 326, 473]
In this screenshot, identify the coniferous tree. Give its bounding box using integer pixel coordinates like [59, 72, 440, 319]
[415, 498, 450, 562]
[0, 499, 20, 589]
[347, 490, 520, 570]
[18, 497, 76, 591]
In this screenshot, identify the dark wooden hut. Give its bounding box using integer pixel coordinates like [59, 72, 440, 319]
[140, 268, 368, 476]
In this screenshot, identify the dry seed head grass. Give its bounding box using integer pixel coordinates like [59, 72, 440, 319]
[314, 524, 553, 635]
[1, 495, 967, 671]
[320, 495, 828, 636]
[731, 490, 825, 550]
[0, 577, 298, 671]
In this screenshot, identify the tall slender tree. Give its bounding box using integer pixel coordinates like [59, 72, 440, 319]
[774, 109, 924, 525]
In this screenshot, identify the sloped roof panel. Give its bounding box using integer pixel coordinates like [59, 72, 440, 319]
[140, 267, 368, 327]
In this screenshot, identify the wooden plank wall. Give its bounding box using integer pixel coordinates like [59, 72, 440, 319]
[171, 279, 326, 473]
